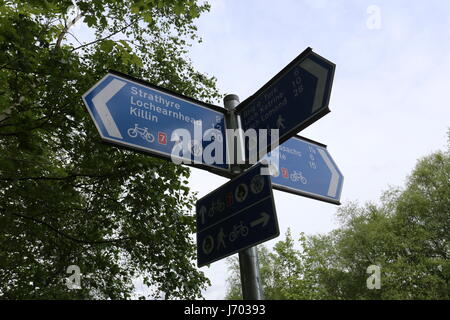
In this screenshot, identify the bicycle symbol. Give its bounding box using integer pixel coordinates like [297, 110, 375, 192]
[189, 140, 203, 157]
[208, 127, 223, 142]
[229, 221, 249, 242]
[127, 124, 155, 143]
[208, 198, 225, 217]
[290, 170, 307, 184]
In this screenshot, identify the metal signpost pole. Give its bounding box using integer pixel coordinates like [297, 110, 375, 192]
[224, 94, 264, 300]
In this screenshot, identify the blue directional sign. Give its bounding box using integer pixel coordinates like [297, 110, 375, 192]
[196, 163, 279, 267]
[262, 136, 344, 205]
[237, 48, 335, 158]
[82, 71, 229, 172]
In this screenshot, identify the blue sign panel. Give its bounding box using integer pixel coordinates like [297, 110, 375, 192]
[263, 136, 344, 205]
[82, 71, 228, 172]
[196, 163, 278, 267]
[237, 48, 335, 157]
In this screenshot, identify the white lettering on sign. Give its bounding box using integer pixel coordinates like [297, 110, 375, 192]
[131, 86, 181, 109]
[129, 87, 202, 126]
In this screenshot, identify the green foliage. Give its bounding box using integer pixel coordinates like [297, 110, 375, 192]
[225, 230, 304, 300]
[226, 134, 450, 300]
[224, 255, 241, 300]
[0, 0, 219, 299]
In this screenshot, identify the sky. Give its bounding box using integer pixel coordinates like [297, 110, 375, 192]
[184, 0, 450, 299]
[69, 0, 450, 299]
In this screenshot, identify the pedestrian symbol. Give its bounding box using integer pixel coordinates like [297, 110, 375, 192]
[276, 115, 286, 129]
[217, 228, 226, 250]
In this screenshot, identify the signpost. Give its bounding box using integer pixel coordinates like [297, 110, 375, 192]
[263, 136, 344, 204]
[81, 47, 341, 301]
[82, 71, 229, 173]
[196, 163, 278, 268]
[236, 47, 336, 159]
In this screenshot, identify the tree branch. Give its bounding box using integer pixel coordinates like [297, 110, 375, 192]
[67, 31, 83, 46]
[70, 18, 141, 52]
[10, 212, 131, 245]
[0, 172, 117, 182]
[55, 12, 83, 49]
[0, 115, 11, 124]
[0, 116, 52, 136]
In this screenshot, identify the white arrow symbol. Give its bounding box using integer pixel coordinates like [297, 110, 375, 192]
[299, 57, 329, 113]
[250, 212, 270, 228]
[91, 79, 126, 139]
[317, 148, 340, 197]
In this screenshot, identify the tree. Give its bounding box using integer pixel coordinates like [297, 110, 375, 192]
[0, 0, 220, 299]
[225, 131, 449, 300]
[225, 230, 302, 300]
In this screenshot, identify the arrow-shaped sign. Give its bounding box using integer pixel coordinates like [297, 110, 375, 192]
[196, 163, 279, 267]
[91, 78, 126, 139]
[82, 71, 229, 173]
[317, 148, 340, 198]
[236, 47, 336, 161]
[263, 135, 344, 205]
[299, 58, 329, 113]
[250, 212, 270, 228]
